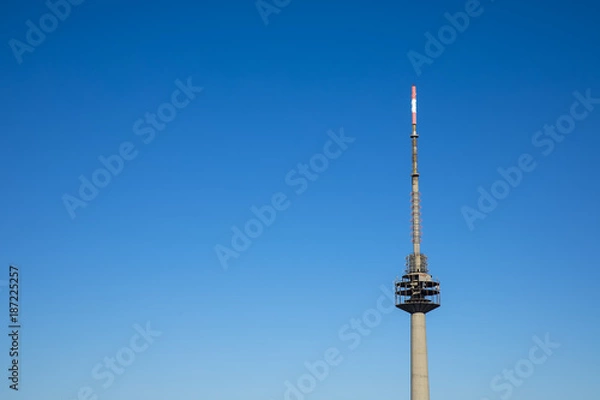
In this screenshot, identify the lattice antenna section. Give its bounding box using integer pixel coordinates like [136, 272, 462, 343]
[410, 191, 422, 246]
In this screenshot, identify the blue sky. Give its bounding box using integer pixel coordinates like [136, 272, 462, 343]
[1, 0, 599, 399]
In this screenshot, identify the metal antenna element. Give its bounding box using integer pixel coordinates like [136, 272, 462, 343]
[410, 85, 422, 266]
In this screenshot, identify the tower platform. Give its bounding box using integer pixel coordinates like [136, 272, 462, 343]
[395, 254, 440, 314]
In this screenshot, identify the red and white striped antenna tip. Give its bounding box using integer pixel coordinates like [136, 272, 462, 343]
[411, 85, 417, 125]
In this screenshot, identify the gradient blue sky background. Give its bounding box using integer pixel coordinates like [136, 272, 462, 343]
[1, 0, 599, 399]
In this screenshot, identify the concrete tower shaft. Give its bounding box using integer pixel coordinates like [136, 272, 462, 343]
[411, 313, 430, 400]
[395, 85, 441, 400]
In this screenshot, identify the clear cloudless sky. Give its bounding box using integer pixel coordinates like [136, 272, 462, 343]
[1, 0, 599, 399]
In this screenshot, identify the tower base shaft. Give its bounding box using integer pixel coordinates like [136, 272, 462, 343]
[411, 312, 430, 400]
